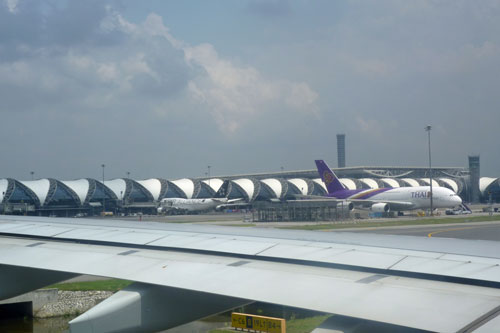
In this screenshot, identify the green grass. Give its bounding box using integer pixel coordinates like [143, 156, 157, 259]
[285, 314, 331, 333]
[160, 219, 238, 224]
[280, 215, 500, 231]
[209, 315, 331, 333]
[217, 223, 256, 227]
[45, 279, 132, 292]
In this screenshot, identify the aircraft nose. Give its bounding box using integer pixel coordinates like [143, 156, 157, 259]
[455, 195, 462, 205]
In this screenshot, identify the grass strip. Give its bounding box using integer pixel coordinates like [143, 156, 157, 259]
[285, 314, 331, 332]
[209, 314, 331, 333]
[45, 279, 132, 292]
[280, 215, 500, 231]
[216, 223, 256, 227]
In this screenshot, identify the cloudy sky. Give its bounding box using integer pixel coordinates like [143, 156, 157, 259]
[1, 0, 499, 180]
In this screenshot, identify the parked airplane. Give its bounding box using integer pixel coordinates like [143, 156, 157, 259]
[314, 160, 462, 212]
[157, 197, 243, 214]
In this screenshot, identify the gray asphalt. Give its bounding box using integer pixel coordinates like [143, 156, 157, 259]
[336, 221, 500, 241]
[111, 212, 500, 241]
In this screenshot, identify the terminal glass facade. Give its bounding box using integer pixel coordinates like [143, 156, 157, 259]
[8, 186, 35, 204]
[46, 186, 78, 207]
[196, 185, 214, 199]
[128, 183, 151, 203]
[89, 183, 114, 201]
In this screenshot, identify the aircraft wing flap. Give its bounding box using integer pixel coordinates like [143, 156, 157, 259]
[0, 223, 60, 234]
[474, 314, 500, 332]
[258, 243, 500, 279]
[53, 227, 109, 239]
[0, 222, 39, 232]
[390, 256, 500, 282]
[2, 218, 500, 284]
[260, 244, 406, 269]
[64, 230, 166, 245]
[1, 237, 500, 332]
[255, 243, 350, 261]
[146, 234, 278, 255]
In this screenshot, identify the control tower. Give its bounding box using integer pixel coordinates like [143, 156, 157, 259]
[337, 134, 346, 168]
[468, 155, 480, 203]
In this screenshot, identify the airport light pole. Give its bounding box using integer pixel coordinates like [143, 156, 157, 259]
[30, 171, 34, 180]
[101, 164, 106, 214]
[207, 165, 211, 187]
[425, 125, 434, 216]
[126, 171, 130, 179]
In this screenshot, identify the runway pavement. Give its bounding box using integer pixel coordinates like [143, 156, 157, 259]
[334, 220, 500, 241]
[112, 211, 500, 241]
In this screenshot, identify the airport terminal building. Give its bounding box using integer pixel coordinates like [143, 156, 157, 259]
[1, 165, 499, 217]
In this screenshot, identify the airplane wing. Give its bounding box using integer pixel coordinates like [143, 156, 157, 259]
[349, 199, 416, 211]
[212, 198, 245, 204]
[214, 198, 246, 210]
[290, 195, 416, 211]
[227, 198, 244, 203]
[1, 216, 500, 332]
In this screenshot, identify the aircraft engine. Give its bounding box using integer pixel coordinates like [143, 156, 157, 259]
[336, 201, 354, 211]
[371, 203, 389, 213]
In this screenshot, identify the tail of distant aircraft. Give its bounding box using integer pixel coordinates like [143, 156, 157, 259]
[315, 160, 345, 194]
[214, 180, 230, 198]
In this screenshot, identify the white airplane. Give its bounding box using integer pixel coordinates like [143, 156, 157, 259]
[313, 160, 463, 212]
[157, 197, 243, 214]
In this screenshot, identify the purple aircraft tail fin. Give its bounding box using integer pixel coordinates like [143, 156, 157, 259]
[315, 160, 345, 194]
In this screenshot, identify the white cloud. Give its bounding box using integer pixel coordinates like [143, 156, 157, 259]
[2, 1, 498, 178]
[4, 0, 18, 13]
[355, 115, 382, 137]
[0, 7, 318, 135]
[184, 42, 318, 132]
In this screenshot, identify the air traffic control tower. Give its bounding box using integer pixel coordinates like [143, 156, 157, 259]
[337, 134, 346, 168]
[468, 155, 480, 203]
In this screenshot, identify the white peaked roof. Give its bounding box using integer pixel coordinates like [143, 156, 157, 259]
[480, 177, 499, 193]
[136, 179, 162, 201]
[380, 178, 400, 188]
[261, 179, 282, 198]
[400, 178, 420, 187]
[103, 179, 126, 199]
[0, 179, 8, 202]
[288, 178, 309, 195]
[359, 178, 379, 189]
[62, 179, 90, 205]
[419, 178, 440, 188]
[171, 178, 195, 199]
[20, 179, 50, 205]
[438, 178, 459, 193]
[232, 179, 255, 199]
[339, 178, 357, 190]
[312, 178, 327, 192]
[202, 179, 224, 193]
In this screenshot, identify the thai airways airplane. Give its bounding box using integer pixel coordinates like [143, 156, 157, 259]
[315, 160, 462, 212]
[158, 198, 243, 214]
